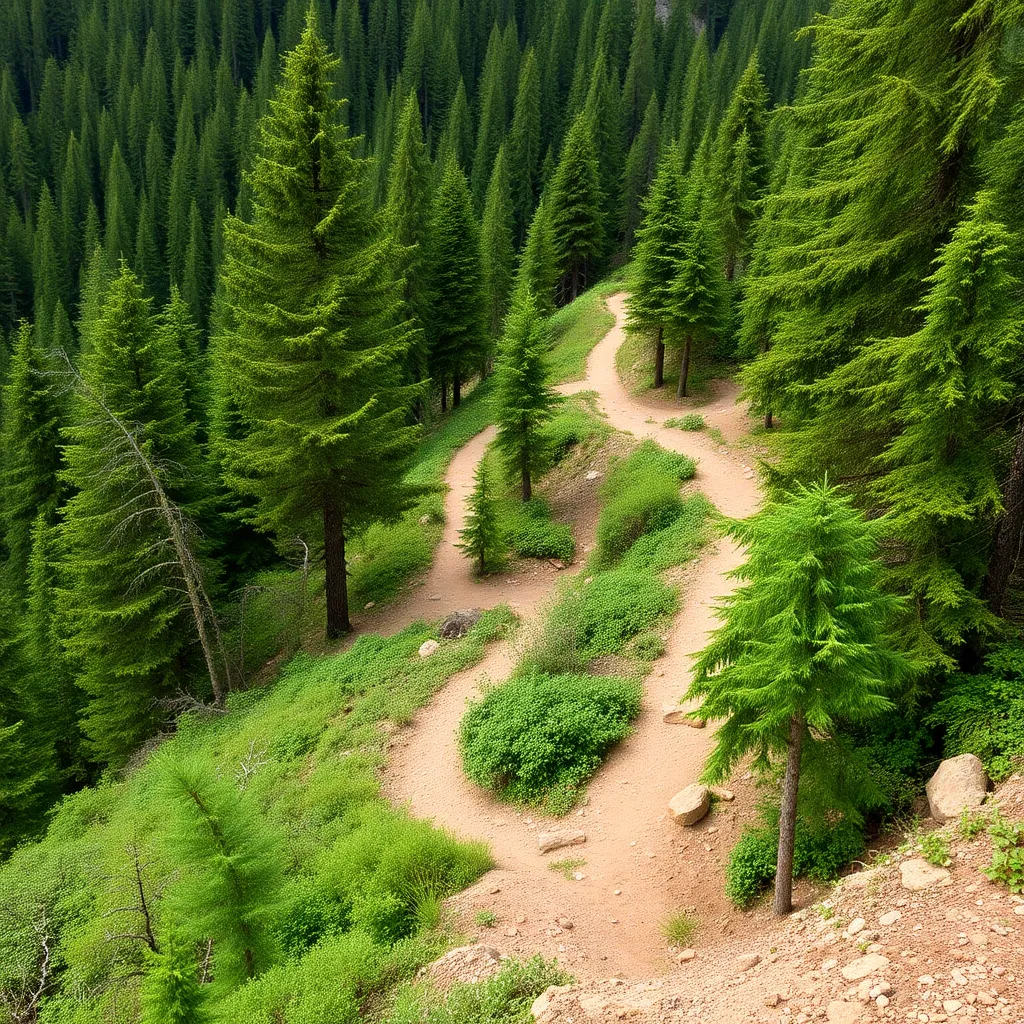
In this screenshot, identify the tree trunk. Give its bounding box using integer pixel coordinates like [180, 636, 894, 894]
[677, 336, 692, 399]
[654, 325, 665, 388]
[324, 499, 350, 638]
[986, 413, 1024, 616]
[764, 410, 773, 429]
[440, 376, 447, 413]
[453, 372, 461, 408]
[773, 712, 805, 916]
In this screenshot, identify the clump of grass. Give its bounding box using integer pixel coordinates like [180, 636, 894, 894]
[919, 831, 951, 867]
[661, 910, 697, 946]
[549, 858, 586, 880]
[475, 909, 498, 928]
[665, 413, 705, 431]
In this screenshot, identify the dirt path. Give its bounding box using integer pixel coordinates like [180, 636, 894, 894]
[384, 293, 764, 978]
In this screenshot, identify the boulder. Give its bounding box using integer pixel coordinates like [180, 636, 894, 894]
[668, 784, 711, 825]
[538, 829, 586, 854]
[899, 858, 950, 891]
[418, 639, 439, 658]
[826, 1001, 865, 1024]
[531, 985, 572, 1020]
[439, 609, 482, 639]
[840, 953, 889, 981]
[925, 753, 988, 822]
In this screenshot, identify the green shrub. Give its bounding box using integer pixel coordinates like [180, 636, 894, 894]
[929, 641, 1024, 781]
[573, 568, 677, 660]
[350, 517, 433, 605]
[459, 670, 641, 814]
[665, 414, 705, 431]
[983, 813, 1024, 893]
[661, 911, 697, 946]
[620, 496, 710, 573]
[725, 826, 778, 907]
[605, 440, 696, 487]
[543, 398, 610, 463]
[475, 909, 498, 928]
[596, 476, 685, 563]
[501, 496, 575, 562]
[920, 831, 952, 867]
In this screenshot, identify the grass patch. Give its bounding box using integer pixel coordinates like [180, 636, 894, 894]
[548, 275, 628, 383]
[475, 909, 498, 928]
[665, 413, 705, 431]
[0, 610, 514, 1021]
[661, 910, 697, 946]
[616, 325, 725, 398]
[920, 831, 952, 867]
[549, 858, 586, 879]
[459, 670, 641, 815]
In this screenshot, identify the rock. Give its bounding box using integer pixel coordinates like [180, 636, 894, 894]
[976, 992, 997, 1006]
[538, 829, 586, 854]
[821, 958, 839, 972]
[438, 609, 482, 639]
[668, 784, 712, 825]
[662, 707, 706, 727]
[840, 953, 890, 981]
[843, 868, 881, 889]
[585, 470, 601, 481]
[547, 558, 567, 570]
[943, 1000, 963, 1013]
[678, 948, 695, 962]
[875, 994, 889, 1008]
[765, 993, 781, 1008]
[364, 601, 375, 609]
[846, 918, 865, 936]
[418, 639, 439, 658]
[879, 910, 902, 927]
[557, 917, 573, 929]
[826, 1000, 864, 1024]
[1014, 904, 1024, 916]
[504, 926, 519, 937]
[735, 952, 761, 971]
[531, 984, 571, 1019]
[925, 753, 988, 823]
[711, 787, 735, 801]
[900, 858, 951, 891]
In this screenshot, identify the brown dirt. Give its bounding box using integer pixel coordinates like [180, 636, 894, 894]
[381, 292, 772, 978]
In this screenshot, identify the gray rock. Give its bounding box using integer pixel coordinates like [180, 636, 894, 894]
[439, 609, 482, 639]
[668, 784, 711, 825]
[925, 753, 988, 822]
[418, 639, 439, 658]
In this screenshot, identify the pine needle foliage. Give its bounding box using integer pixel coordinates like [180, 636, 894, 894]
[218, 12, 422, 638]
[457, 461, 504, 575]
[687, 479, 910, 913]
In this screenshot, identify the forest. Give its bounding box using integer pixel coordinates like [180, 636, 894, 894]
[1, 0, 1023, 1020]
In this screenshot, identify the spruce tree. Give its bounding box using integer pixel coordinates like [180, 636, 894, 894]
[457, 461, 503, 574]
[481, 145, 515, 347]
[621, 93, 661, 252]
[507, 47, 542, 246]
[516, 195, 560, 317]
[60, 264, 208, 767]
[140, 928, 208, 1024]
[548, 113, 604, 303]
[493, 285, 560, 501]
[687, 479, 908, 915]
[219, 13, 422, 638]
[621, 0, 656, 144]
[425, 155, 487, 410]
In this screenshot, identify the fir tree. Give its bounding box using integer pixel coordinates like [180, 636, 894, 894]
[516, 195, 560, 317]
[435, 78, 472, 171]
[457, 461, 503, 574]
[425, 155, 487, 410]
[507, 47, 542, 246]
[548, 113, 604, 303]
[140, 927, 208, 1024]
[687, 479, 908, 915]
[219, 13, 421, 638]
[621, 93, 661, 252]
[493, 285, 560, 501]
[481, 145, 515, 347]
[621, 0, 656, 144]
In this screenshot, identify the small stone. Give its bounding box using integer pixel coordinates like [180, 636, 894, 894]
[968, 932, 988, 947]
[879, 911, 902, 927]
[821, 958, 839, 971]
[735, 952, 761, 971]
[900, 858, 951, 891]
[1014, 905, 1024, 916]
[765, 993, 781, 1008]
[943, 1000, 963, 1013]
[876, 995, 890, 1008]
[711, 787, 735, 801]
[826, 1000, 864, 1024]
[538, 829, 586, 854]
[364, 601, 375, 609]
[504, 926, 518, 937]
[585, 470, 601, 481]
[975, 993, 996, 1006]
[841, 953, 890, 981]
[418, 639, 439, 658]
[846, 918, 866, 936]
[557, 917, 573, 929]
[678, 948, 695, 962]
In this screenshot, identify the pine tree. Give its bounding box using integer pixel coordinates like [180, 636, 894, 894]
[676, 31, 709, 166]
[103, 142, 137, 265]
[481, 145, 515, 347]
[457, 461, 503, 574]
[435, 78, 472, 171]
[548, 113, 604, 303]
[516, 195, 559, 316]
[219, 13, 422, 639]
[507, 47, 542, 246]
[626, 146, 685, 389]
[425, 156, 487, 411]
[60, 264, 208, 767]
[493, 285, 560, 501]
[32, 184, 63, 347]
[621, 93, 661, 252]
[621, 0, 656, 144]
[471, 25, 512, 210]
[1, 322, 64, 596]
[687, 478, 908, 915]
[140, 927, 208, 1024]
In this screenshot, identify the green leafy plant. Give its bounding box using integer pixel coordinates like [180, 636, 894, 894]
[661, 910, 697, 946]
[665, 413, 705, 431]
[500, 495, 575, 562]
[459, 670, 641, 814]
[475, 909, 498, 928]
[959, 809, 989, 839]
[549, 858, 586, 880]
[919, 831, 952, 867]
[983, 813, 1024, 893]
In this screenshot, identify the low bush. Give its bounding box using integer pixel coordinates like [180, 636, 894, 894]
[459, 670, 641, 814]
[350, 517, 434, 606]
[661, 910, 697, 946]
[665, 414, 705, 431]
[983, 813, 1024, 893]
[501, 496, 576, 562]
[596, 475, 685, 563]
[929, 640, 1024, 781]
[543, 397, 610, 464]
[919, 831, 951, 867]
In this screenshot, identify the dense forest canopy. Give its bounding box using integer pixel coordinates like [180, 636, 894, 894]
[2, 0, 1024, 1018]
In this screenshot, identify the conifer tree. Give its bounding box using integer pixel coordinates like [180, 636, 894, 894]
[676, 32, 709, 166]
[687, 479, 908, 915]
[60, 264, 209, 767]
[435, 78, 472, 171]
[219, 13, 421, 638]
[548, 113, 604, 303]
[622, 93, 661, 251]
[457, 461, 503, 575]
[481, 145, 515, 346]
[140, 928, 208, 1024]
[103, 143, 137, 266]
[32, 184, 63, 347]
[425, 156, 487, 410]
[622, 0, 656, 144]
[507, 47, 542, 246]
[493, 285, 560, 501]
[626, 147, 685, 389]
[516, 195, 560, 317]
[471, 26, 512, 210]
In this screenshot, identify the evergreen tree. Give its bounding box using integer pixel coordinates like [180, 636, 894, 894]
[621, 93, 661, 252]
[435, 78, 472, 171]
[687, 479, 908, 915]
[425, 156, 487, 411]
[481, 145, 515, 347]
[493, 285, 560, 501]
[60, 264, 208, 767]
[471, 26, 512, 210]
[676, 31, 709, 166]
[548, 113, 604, 303]
[507, 47, 542, 246]
[516, 195, 560, 317]
[219, 14, 422, 639]
[140, 928, 208, 1024]
[32, 183, 63, 346]
[103, 143, 137, 265]
[621, 0, 656, 144]
[457, 461, 503, 574]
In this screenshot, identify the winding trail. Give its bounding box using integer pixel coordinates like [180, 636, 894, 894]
[382, 294, 763, 979]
